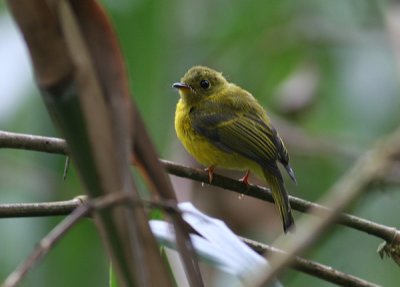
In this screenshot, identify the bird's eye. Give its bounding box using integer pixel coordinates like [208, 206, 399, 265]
[200, 79, 210, 89]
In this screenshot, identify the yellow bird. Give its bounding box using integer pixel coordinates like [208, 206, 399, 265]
[173, 66, 296, 233]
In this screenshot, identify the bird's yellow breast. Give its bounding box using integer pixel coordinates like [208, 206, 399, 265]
[174, 99, 260, 173]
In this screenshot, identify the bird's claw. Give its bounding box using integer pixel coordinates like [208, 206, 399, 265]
[239, 170, 251, 186]
[205, 166, 215, 183]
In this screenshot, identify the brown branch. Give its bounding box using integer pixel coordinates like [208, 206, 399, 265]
[241, 237, 381, 287]
[162, 160, 400, 244]
[0, 131, 67, 154]
[0, 198, 81, 218]
[0, 131, 399, 245]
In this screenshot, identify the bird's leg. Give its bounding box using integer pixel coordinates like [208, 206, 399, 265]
[239, 170, 251, 185]
[204, 166, 215, 183]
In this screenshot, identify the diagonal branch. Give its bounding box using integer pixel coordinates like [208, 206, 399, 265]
[242, 237, 381, 287]
[0, 130, 399, 245]
[163, 160, 400, 244]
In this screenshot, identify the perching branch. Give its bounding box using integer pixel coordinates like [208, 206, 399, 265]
[0, 130, 399, 245]
[162, 160, 400, 244]
[0, 198, 379, 287]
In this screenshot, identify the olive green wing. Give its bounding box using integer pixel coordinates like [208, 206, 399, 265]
[190, 105, 282, 176]
[191, 103, 297, 232]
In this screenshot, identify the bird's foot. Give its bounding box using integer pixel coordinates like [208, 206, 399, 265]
[205, 166, 215, 183]
[239, 170, 251, 186]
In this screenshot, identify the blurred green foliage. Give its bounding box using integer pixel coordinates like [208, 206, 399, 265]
[0, 0, 399, 286]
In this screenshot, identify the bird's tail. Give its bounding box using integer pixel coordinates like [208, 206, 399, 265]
[263, 170, 294, 233]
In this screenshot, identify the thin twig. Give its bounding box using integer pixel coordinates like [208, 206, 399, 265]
[241, 237, 381, 287]
[0, 131, 399, 245]
[0, 198, 81, 218]
[1, 204, 90, 287]
[0, 197, 178, 218]
[0, 131, 67, 154]
[1, 193, 128, 287]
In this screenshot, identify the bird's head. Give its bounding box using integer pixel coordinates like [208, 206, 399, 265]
[173, 66, 228, 104]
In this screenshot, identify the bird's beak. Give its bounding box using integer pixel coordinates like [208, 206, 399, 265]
[172, 82, 191, 91]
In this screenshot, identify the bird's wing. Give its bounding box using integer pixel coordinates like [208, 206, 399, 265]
[191, 103, 283, 176]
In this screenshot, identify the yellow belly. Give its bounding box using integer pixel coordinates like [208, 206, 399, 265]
[174, 100, 261, 174]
